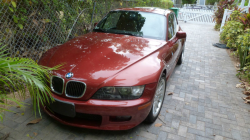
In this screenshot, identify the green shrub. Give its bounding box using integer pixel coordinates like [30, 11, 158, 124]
[229, 9, 242, 21]
[220, 10, 245, 45]
[214, 23, 221, 31]
[220, 21, 244, 47]
[237, 29, 250, 69]
[237, 29, 250, 50]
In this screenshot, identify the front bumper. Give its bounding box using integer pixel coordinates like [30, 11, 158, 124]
[43, 83, 157, 130]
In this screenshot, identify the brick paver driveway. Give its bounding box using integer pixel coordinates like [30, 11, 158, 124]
[1, 22, 250, 140]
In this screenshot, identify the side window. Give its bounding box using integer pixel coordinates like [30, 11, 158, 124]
[102, 12, 121, 29]
[172, 14, 178, 35]
[168, 14, 174, 40]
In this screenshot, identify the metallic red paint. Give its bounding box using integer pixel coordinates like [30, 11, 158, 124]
[40, 32, 169, 100]
[38, 8, 186, 130]
[176, 31, 187, 39]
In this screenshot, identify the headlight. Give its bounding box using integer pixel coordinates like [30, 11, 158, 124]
[91, 85, 145, 100]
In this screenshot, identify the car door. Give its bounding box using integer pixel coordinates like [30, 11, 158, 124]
[163, 13, 176, 79]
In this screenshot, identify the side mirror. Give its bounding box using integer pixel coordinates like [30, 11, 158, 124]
[94, 23, 98, 27]
[176, 31, 186, 39]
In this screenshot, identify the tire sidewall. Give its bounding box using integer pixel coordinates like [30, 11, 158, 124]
[145, 74, 166, 123]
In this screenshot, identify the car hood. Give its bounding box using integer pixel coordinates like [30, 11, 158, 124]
[47, 32, 166, 86]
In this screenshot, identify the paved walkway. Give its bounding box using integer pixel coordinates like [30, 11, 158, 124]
[1, 22, 250, 140]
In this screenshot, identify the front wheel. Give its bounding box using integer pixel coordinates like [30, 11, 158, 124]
[145, 74, 166, 123]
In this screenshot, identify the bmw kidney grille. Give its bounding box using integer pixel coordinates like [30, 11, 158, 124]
[65, 81, 86, 98]
[51, 76, 86, 98]
[51, 76, 64, 94]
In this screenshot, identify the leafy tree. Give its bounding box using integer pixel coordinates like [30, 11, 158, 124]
[182, 0, 196, 4]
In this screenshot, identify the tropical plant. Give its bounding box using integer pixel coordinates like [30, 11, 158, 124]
[220, 9, 244, 44]
[0, 44, 61, 120]
[228, 8, 243, 21]
[236, 29, 250, 81]
[220, 21, 244, 47]
[238, 8, 250, 29]
[237, 29, 250, 69]
[213, 0, 236, 28]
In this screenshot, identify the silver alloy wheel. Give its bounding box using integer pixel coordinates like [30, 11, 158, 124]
[152, 78, 166, 117]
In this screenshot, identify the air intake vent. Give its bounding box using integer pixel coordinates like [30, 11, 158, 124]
[65, 81, 86, 98]
[51, 76, 64, 94]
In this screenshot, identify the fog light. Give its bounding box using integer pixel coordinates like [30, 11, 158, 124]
[109, 116, 132, 122]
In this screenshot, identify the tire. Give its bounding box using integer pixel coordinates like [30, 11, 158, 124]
[145, 74, 166, 123]
[177, 50, 183, 65]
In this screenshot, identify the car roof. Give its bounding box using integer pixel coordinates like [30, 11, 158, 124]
[113, 7, 172, 16]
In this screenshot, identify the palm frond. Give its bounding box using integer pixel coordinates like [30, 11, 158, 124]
[0, 45, 62, 119]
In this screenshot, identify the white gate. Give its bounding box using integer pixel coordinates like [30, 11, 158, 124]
[178, 9, 215, 24]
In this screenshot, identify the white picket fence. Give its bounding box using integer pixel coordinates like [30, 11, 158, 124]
[178, 9, 215, 24]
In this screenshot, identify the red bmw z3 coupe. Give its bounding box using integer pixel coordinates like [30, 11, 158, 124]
[38, 7, 186, 130]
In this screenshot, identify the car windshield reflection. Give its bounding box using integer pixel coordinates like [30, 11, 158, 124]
[93, 11, 167, 40]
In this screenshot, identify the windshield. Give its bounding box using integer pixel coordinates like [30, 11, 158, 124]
[93, 11, 167, 40]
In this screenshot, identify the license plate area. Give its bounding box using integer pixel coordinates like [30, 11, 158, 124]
[50, 99, 75, 118]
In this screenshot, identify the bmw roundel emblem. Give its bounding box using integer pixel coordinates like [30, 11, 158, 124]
[66, 72, 73, 79]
